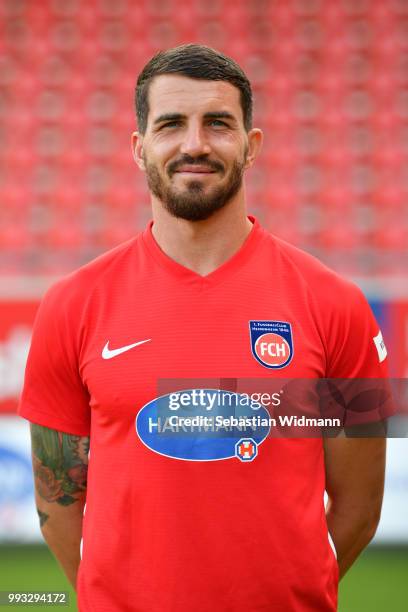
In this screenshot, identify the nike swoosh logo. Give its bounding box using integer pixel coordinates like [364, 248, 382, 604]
[102, 339, 151, 359]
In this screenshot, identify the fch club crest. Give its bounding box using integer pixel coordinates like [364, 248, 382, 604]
[249, 320, 294, 369]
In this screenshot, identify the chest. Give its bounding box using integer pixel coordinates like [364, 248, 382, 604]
[78, 279, 326, 421]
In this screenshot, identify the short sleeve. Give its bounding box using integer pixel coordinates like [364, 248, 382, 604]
[18, 279, 91, 436]
[326, 281, 389, 378]
[323, 281, 393, 425]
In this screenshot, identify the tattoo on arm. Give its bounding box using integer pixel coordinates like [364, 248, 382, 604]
[30, 424, 89, 509]
[37, 508, 49, 527]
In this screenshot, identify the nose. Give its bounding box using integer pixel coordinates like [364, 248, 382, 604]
[179, 123, 211, 157]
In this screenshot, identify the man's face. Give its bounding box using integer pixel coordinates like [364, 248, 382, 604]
[134, 75, 252, 221]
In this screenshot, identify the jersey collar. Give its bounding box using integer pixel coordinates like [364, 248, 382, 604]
[142, 215, 265, 289]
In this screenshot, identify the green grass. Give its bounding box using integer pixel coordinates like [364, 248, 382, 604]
[339, 546, 408, 612]
[0, 544, 407, 611]
[0, 545, 76, 611]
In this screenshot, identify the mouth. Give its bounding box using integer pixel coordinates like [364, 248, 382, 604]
[174, 165, 217, 174]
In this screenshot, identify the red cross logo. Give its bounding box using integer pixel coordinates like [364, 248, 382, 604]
[235, 438, 258, 462]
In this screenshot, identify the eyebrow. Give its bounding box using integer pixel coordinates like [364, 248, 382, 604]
[153, 113, 184, 125]
[203, 111, 237, 123]
[153, 111, 237, 125]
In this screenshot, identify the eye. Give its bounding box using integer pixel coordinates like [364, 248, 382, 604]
[161, 120, 181, 129]
[209, 119, 228, 127]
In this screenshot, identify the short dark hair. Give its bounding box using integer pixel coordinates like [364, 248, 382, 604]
[135, 43, 253, 133]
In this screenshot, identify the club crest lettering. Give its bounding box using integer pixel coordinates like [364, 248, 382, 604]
[249, 320, 294, 369]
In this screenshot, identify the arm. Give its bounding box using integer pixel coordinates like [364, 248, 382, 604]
[30, 423, 89, 590]
[323, 437, 386, 579]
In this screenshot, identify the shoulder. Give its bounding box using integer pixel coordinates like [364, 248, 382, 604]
[264, 231, 366, 307]
[261, 232, 381, 375]
[40, 235, 139, 312]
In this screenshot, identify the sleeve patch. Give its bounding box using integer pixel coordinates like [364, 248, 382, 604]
[373, 330, 387, 363]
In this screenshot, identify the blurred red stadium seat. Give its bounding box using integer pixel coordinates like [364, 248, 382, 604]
[0, 0, 406, 281]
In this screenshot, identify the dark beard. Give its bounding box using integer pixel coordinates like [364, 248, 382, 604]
[145, 156, 246, 222]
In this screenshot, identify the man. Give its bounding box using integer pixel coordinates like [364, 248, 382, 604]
[20, 44, 388, 611]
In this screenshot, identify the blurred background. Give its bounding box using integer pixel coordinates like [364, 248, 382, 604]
[0, 0, 407, 610]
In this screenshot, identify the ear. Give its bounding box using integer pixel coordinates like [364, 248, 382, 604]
[244, 128, 263, 169]
[131, 131, 145, 171]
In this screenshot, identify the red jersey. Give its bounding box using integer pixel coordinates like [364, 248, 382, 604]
[19, 217, 388, 611]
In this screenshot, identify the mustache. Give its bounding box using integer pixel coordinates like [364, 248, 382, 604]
[168, 155, 224, 176]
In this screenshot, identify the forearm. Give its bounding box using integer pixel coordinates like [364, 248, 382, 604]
[30, 423, 90, 590]
[38, 496, 85, 589]
[326, 500, 379, 579]
[324, 437, 386, 579]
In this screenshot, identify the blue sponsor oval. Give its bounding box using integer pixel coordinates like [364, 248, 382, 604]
[135, 389, 271, 461]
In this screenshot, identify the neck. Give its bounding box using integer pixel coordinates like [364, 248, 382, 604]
[150, 196, 253, 277]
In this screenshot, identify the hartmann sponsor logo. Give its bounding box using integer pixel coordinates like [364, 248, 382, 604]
[135, 389, 272, 462]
